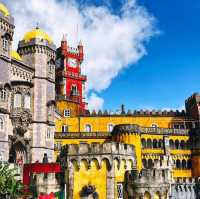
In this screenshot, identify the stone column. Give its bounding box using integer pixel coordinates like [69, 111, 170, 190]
[67, 162, 74, 199]
[106, 164, 115, 199]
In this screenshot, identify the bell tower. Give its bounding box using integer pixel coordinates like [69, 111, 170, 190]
[56, 35, 87, 114]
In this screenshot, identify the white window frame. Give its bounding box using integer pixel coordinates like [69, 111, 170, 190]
[85, 124, 92, 132]
[0, 117, 4, 131]
[117, 183, 123, 199]
[62, 125, 68, 133]
[24, 94, 31, 109]
[64, 109, 71, 117]
[14, 93, 22, 108]
[0, 89, 6, 101]
[108, 123, 114, 132]
[2, 38, 9, 51]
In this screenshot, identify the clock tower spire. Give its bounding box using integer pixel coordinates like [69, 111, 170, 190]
[56, 37, 87, 115]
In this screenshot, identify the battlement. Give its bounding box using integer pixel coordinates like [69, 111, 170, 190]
[112, 124, 190, 135]
[138, 168, 171, 183]
[55, 132, 111, 139]
[81, 109, 186, 117]
[60, 142, 136, 170]
[18, 39, 56, 53]
[66, 142, 134, 156]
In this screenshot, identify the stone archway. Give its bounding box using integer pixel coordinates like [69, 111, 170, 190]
[9, 140, 27, 165]
[144, 191, 151, 199]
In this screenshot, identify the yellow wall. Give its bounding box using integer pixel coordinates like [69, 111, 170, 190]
[73, 160, 107, 199]
[172, 169, 192, 178]
[55, 115, 187, 133]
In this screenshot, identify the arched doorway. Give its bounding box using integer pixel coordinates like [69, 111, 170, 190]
[144, 191, 151, 199]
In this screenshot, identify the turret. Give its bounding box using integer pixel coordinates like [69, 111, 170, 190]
[61, 34, 67, 54]
[78, 40, 83, 62]
[17, 26, 56, 162]
[185, 93, 200, 127]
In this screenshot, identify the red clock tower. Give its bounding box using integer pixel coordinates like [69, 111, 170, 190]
[56, 35, 87, 113]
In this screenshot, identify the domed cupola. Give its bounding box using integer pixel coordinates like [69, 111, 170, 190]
[22, 26, 53, 44]
[0, 3, 10, 17]
[11, 50, 22, 61]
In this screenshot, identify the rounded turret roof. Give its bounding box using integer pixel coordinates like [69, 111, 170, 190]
[0, 3, 9, 17]
[22, 27, 53, 44]
[11, 51, 22, 61]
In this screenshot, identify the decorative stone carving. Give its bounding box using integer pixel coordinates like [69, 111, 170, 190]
[10, 108, 32, 133]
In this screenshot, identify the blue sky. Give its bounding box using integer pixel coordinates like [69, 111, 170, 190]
[98, 0, 200, 111]
[5, 0, 200, 111]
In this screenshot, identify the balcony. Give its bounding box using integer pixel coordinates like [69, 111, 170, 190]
[62, 71, 87, 81]
[56, 95, 80, 103]
[54, 132, 111, 139]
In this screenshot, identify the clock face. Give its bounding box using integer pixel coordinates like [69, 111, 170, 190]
[68, 58, 77, 68]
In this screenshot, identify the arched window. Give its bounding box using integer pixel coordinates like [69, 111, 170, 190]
[169, 140, 174, 149]
[48, 60, 55, 73]
[180, 140, 185, 149]
[24, 94, 31, 109]
[182, 159, 187, 169]
[71, 85, 78, 96]
[176, 159, 181, 169]
[0, 117, 4, 130]
[108, 124, 114, 132]
[85, 124, 92, 132]
[147, 139, 152, 148]
[141, 138, 146, 148]
[148, 159, 153, 169]
[186, 140, 190, 149]
[175, 140, 179, 149]
[187, 159, 192, 169]
[153, 139, 158, 148]
[14, 93, 22, 108]
[0, 88, 6, 101]
[142, 159, 147, 168]
[2, 37, 9, 51]
[46, 128, 51, 139]
[158, 139, 163, 148]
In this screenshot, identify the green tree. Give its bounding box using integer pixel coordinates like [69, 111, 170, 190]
[0, 164, 23, 199]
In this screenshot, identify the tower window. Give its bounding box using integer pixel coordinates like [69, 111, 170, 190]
[64, 109, 71, 117]
[14, 93, 22, 108]
[0, 89, 6, 101]
[108, 123, 114, 132]
[117, 183, 123, 199]
[71, 85, 78, 96]
[85, 124, 92, 132]
[24, 94, 31, 109]
[0, 117, 4, 131]
[2, 38, 9, 51]
[46, 128, 51, 139]
[62, 125, 68, 133]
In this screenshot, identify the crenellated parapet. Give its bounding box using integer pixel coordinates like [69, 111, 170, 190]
[0, 15, 14, 37]
[18, 41, 56, 58]
[112, 124, 190, 136]
[82, 109, 187, 117]
[125, 167, 171, 199]
[60, 142, 136, 170]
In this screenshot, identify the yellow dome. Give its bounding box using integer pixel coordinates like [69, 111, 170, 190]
[11, 51, 22, 61]
[0, 3, 9, 17]
[23, 27, 53, 44]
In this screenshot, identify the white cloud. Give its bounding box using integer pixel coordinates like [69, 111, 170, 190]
[87, 93, 104, 111]
[3, 0, 157, 109]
